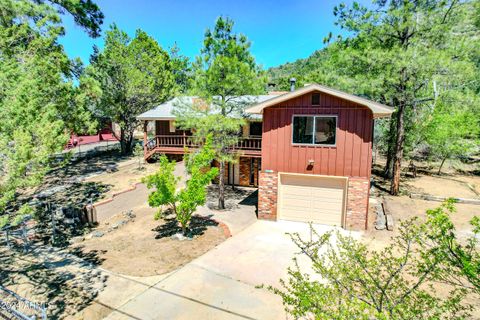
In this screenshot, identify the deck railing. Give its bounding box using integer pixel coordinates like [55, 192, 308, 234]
[145, 135, 262, 152]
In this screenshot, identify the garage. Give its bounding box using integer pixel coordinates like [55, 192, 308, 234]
[278, 173, 347, 226]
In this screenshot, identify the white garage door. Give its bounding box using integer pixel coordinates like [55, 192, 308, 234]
[278, 173, 347, 226]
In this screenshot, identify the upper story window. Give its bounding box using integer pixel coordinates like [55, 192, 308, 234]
[249, 121, 262, 136]
[292, 115, 337, 146]
[312, 93, 320, 105]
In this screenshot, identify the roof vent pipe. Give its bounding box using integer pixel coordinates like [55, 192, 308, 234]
[289, 78, 296, 92]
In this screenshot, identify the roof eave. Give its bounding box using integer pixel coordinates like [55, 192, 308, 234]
[136, 116, 176, 121]
[245, 84, 395, 117]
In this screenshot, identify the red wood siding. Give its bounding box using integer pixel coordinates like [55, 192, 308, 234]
[261, 92, 373, 178]
[155, 120, 190, 136]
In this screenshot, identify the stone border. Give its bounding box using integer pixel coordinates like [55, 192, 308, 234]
[194, 215, 232, 238]
[410, 193, 480, 205]
[93, 182, 144, 208]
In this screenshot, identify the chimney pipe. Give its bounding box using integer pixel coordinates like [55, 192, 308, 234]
[289, 78, 296, 92]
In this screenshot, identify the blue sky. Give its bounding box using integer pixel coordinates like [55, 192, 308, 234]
[59, 0, 357, 69]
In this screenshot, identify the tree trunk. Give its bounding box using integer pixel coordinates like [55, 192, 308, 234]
[437, 157, 447, 175]
[120, 128, 127, 154]
[218, 161, 225, 209]
[384, 118, 396, 179]
[390, 104, 406, 195]
[119, 128, 134, 155]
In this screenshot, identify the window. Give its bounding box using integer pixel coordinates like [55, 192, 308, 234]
[169, 120, 176, 133]
[249, 121, 262, 136]
[312, 93, 320, 105]
[292, 116, 336, 145]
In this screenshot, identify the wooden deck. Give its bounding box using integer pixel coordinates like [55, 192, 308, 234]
[144, 135, 262, 159]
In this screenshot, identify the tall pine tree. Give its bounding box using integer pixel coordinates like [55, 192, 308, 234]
[175, 17, 266, 209]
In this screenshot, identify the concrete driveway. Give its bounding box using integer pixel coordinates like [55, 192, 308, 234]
[98, 220, 358, 320]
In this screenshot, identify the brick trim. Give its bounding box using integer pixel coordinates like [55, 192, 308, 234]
[345, 177, 370, 230]
[258, 171, 370, 230]
[258, 171, 278, 220]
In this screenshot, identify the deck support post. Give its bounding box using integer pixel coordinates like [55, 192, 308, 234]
[143, 121, 148, 156]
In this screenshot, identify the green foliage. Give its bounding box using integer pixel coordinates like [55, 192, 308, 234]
[170, 43, 191, 93]
[177, 17, 265, 209]
[144, 156, 178, 210]
[269, 202, 480, 319]
[11, 204, 33, 227]
[143, 136, 218, 235]
[267, 202, 479, 319]
[267, 0, 480, 190]
[84, 25, 178, 154]
[0, 216, 8, 230]
[422, 91, 480, 173]
[192, 16, 266, 101]
[0, 0, 101, 223]
[153, 210, 162, 221]
[425, 199, 480, 294]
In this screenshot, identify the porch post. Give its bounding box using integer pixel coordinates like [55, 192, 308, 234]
[231, 162, 235, 190]
[143, 121, 148, 155]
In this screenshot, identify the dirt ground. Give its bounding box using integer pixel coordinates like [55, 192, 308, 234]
[367, 160, 479, 241]
[84, 160, 159, 199]
[363, 161, 480, 317]
[72, 204, 227, 277]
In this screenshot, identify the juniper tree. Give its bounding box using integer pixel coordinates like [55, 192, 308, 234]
[0, 0, 102, 222]
[85, 25, 178, 154]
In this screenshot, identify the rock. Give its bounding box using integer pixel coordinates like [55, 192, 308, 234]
[110, 220, 127, 230]
[91, 231, 104, 238]
[386, 213, 394, 231]
[123, 210, 135, 219]
[70, 236, 85, 244]
[374, 203, 386, 230]
[170, 233, 192, 241]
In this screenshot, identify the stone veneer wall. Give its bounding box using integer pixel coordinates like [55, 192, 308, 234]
[257, 170, 370, 230]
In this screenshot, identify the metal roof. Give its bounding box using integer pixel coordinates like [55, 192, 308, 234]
[137, 84, 394, 121]
[136, 95, 280, 121]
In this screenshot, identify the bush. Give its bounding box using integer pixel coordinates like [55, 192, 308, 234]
[266, 201, 479, 319]
[143, 135, 218, 235]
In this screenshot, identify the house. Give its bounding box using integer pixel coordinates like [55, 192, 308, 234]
[137, 83, 393, 229]
[137, 95, 283, 186]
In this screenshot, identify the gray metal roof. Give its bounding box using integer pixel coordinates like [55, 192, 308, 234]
[136, 95, 282, 121]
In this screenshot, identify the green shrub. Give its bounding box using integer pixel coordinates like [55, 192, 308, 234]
[266, 201, 479, 319]
[143, 135, 218, 235]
